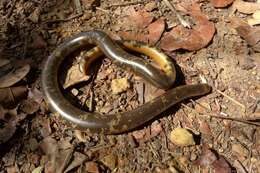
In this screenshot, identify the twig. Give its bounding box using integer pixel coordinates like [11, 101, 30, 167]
[216, 89, 246, 113]
[95, 7, 111, 14]
[105, 1, 143, 8]
[46, 13, 83, 23]
[191, 99, 259, 122]
[181, 103, 260, 127]
[234, 160, 248, 173]
[162, 0, 191, 28]
[7, 0, 17, 18]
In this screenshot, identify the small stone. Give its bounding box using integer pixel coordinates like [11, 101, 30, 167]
[85, 162, 99, 173]
[100, 153, 117, 170]
[71, 88, 79, 96]
[169, 128, 195, 147]
[111, 78, 130, 94]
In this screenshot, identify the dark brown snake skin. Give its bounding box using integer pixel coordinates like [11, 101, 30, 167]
[41, 30, 211, 134]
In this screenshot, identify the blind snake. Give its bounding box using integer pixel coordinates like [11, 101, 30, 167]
[41, 30, 211, 134]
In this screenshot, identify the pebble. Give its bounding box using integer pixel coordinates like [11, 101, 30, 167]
[169, 128, 196, 147]
[111, 77, 130, 94]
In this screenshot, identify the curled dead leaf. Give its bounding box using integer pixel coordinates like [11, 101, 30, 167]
[211, 0, 234, 7]
[160, 3, 215, 51]
[233, 0, 260, 14]
[62, 63, 90, 89]
[0, 64, 30, 88]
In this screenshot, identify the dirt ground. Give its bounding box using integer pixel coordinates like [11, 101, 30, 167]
[0, 0, 260, 172]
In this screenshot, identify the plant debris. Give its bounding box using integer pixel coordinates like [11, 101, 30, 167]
[160, 3, 215, 51]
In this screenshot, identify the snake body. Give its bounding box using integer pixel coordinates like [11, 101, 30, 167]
[41, 30, 211, 134]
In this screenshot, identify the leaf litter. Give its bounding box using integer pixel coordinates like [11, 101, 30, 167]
[0, 0, 260, 172]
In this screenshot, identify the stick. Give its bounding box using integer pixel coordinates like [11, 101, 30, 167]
[181, 103, 260, 127]
[216, 89, 246, 113]
[162, 0, 191, 28]
[105, 1, 143, 8]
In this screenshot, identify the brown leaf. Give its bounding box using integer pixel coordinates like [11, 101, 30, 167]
[160, 3, 215, 51]
[211, 0, 234, 7]
[118, 31, 149, 43]
[212, 156, 232, 173]
[194, 147, 217, 167]
[199, 120, 212, 135]
[20, 98, 40, 114]
[0, 121, 16, 144]
[40, 136, 58, 155]
[128, 10, 153, 29]
[147, 18, 165, 45]
[85, 162, 100, 173]
[0, 64, 30, 88]
[118, 18, 165, 45]
[0, 86, 28, 108]
[236, 25, 260, 46]
[64, 152, 87, 173]
[31, 33, 47, 49]
[62, 63, 90, 89]
[233, 0, 260, 14]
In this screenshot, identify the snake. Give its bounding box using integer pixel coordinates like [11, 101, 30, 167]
[41, 30, 211, 134]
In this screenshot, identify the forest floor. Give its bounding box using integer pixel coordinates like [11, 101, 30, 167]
[0, 0, 260, 172]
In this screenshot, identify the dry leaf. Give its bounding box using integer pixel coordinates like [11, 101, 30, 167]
[85, 162, 100, 173]
[20, 98, 40, 114]
[0, 86, 28, 107]
[248, 10, 260, 26]
[147, 18, 165, 45]
[231, 143, 248, 160]
[128, 10, 153, 29]
[100, 153, 118, 170]
[62, 63, 90, 89]
[233, 0, 260, 14]
[119, 18, 165, 45]
[211, 0, 234, 7]
[0, 64, 30, 88]
[199, 120, 212, 135]
[160, 3, 215, 51]
[169, 127, 195, 146]
[31, 33, 47, 49]
[212, 156, 232, 173]
[194, 147, 217, 167]
[64, 152, 87, 173]
[234, 20, 260, 46]
[0, 121, 16, 144]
